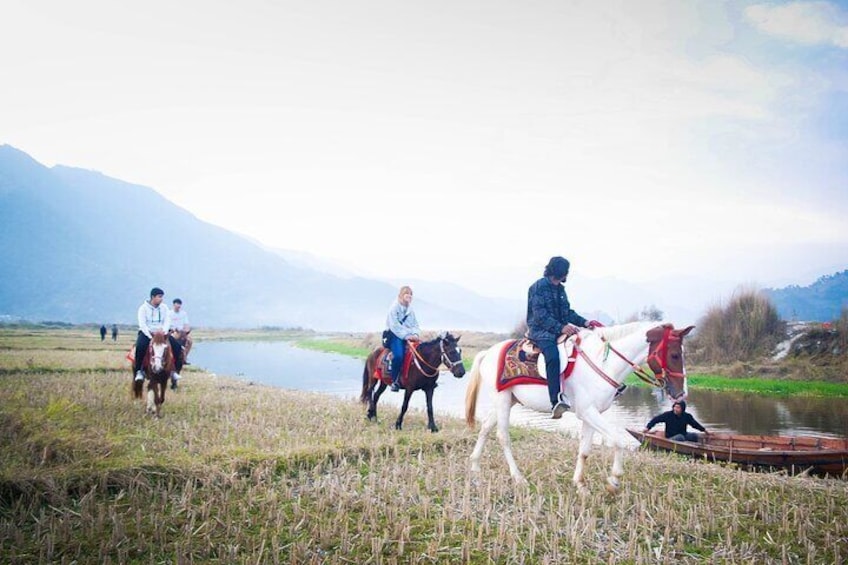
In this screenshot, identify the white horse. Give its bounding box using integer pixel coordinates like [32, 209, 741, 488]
[464, 322, 694, 493]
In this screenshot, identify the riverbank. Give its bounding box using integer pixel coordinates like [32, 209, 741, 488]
[2, 327, 846, 563]
[293, 334, 848, 399]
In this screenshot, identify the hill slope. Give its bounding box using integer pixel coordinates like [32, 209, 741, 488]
[764, 271, 848, 321]
[0, 145, 520, 330]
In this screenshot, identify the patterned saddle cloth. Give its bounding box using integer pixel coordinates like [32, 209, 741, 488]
[496, 338, 578, 392]
[373, 346, 415, 386]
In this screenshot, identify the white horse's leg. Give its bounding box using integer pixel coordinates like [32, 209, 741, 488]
[577, 406, 629, 494]
[469, 408, 497, 473]
[146, 388, 155, 415]
[493, 392, 526, 485]
[573, 421, 595, 493]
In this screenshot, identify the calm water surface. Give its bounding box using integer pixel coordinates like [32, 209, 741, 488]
[191, 340, 848, 442]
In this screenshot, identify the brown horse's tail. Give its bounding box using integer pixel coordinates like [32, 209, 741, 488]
[464, 350, 487, 427]
[360, 350, 376, 403]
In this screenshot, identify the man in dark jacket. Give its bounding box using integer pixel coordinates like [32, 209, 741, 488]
[527, 256, 602, 419]
[643, 400, 708, 441]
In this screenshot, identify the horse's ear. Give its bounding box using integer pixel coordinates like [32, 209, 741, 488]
[677, 325, 695, 338]
[456, 334, 461, 342]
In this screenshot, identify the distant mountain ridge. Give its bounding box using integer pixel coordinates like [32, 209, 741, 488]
[0, 145, 521, 330]
[764, 271, 848, 322]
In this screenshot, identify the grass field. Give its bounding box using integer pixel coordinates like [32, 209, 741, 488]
[1, 327, 847, 563]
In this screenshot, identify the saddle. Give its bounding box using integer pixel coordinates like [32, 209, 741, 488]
[374, 345, 415, 387]
[496, 337, 579, 392]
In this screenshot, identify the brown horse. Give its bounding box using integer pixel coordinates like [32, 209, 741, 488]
[360, 332, 465, 432]
[131, 332, 174, 417]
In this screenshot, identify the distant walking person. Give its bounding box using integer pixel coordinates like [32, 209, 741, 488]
[643, 400, 708, 442]
[170, 298, 193, 366]
[100, 324, 107, 341]
[111, 324, 118, 341]
[385, 285, 421, 392]
[133, 288, 183, 385]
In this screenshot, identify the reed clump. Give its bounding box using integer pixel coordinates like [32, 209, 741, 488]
[1, 328, 847, 564]
[689, 288, 784, 365]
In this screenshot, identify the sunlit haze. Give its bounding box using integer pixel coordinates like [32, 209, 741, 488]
[2, 1, 846, 313]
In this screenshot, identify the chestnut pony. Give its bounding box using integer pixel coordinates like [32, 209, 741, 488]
[131, 332, 174, 417]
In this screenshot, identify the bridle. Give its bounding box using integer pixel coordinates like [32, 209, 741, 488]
[411, 336, 462, 378]
[571, 326, 681, 391]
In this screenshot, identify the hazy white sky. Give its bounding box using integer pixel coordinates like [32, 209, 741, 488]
[2, 0, 847, 303]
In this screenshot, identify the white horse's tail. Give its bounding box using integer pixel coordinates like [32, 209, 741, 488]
[464, 350, 487, 427]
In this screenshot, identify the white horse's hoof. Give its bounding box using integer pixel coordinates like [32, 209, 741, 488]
[575, 482, 589, 497]
[512, 475, 528, 487]
[470, 462, 481, 473]
[605, 477, 620, 495]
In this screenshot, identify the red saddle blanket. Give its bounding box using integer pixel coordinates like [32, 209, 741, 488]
[496, 338, 578, 392]
[374, 346, 415, 387]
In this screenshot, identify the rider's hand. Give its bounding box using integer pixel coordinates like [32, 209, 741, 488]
[407, 335, 419, 342]
[586, 320, 604, 329]
[561, 324, 580, 337]
[642, 428, 650, 434]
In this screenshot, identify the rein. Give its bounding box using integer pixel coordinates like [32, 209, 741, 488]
[571, 327, 677, 391]
[411, 338, 461, 378]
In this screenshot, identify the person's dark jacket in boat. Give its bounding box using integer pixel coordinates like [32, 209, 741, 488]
[644, 401, 707, 441]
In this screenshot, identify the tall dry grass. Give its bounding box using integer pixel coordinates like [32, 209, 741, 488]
[689, 288, 784, 365]
[1, 328, 846, 564]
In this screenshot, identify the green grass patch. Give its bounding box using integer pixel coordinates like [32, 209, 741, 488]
[624, 372, 848, 397]
[293, 338, 371, 358]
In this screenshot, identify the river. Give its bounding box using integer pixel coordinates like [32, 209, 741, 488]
[189, 340, 848, 442]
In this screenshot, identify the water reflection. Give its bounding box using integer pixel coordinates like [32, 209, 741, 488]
[191, 340, 848, 440]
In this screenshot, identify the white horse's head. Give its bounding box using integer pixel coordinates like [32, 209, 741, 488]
[645, 324, 695, 400]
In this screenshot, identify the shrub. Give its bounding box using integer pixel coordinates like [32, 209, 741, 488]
[689, 287, 785, 364]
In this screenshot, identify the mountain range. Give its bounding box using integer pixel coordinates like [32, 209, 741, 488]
[764, 271, 848, 322]
[0, 145, 524, 330]
[1, 144, 844, 330]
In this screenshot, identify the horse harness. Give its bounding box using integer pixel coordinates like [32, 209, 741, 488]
[410, 337, 462, 378]
[571, 326, 680, 393]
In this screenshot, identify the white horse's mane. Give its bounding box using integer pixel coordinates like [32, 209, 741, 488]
[593, 321, 661, 342]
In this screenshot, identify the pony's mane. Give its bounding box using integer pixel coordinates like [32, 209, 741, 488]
[422, 332, 456, 347]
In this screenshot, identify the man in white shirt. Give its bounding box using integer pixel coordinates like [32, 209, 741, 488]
[170, 298, 193, 365]
[133, 287, 183, 385]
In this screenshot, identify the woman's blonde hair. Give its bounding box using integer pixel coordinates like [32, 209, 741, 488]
[398, 285, 413, 300]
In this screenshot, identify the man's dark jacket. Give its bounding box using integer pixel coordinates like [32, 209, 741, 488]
[526, 277, 587, 343]
[645, 401, 706, 439]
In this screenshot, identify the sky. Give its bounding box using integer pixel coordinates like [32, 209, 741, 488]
[2, 0, 847, 313]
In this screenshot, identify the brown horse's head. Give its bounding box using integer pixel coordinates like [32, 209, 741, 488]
[440, 332, 466, 378]
[148, 332, 173, 375]
[645, 324, 695, 401]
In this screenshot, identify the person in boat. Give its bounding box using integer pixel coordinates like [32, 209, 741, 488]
[527, 256, 603, 419]
[385, 285, 421, 392]
[643, 400, 708, 442]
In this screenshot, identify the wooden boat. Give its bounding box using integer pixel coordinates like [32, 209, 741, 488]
[627, 428, 848, 477]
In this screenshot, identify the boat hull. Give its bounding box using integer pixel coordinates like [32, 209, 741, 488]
[627, 429, 848, 477]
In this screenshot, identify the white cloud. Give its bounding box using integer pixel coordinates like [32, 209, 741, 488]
[746, 2, 848, 48]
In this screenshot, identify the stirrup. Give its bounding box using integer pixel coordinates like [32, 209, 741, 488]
[615, 383, 627, 397]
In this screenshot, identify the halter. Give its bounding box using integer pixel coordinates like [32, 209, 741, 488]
[411, 336, 462, 378]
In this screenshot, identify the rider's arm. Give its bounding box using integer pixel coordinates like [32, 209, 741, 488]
[138, 304, 152, 339]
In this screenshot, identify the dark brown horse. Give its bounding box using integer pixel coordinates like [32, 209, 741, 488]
[131, 332, 174, 417]
[360, 332, 465, 432]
